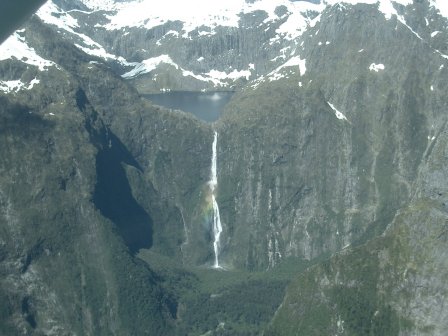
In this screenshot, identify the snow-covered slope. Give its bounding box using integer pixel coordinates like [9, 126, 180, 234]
[101, 0, 323, 37]
[1, 0, 447, 93]
[76, 0, 448, 33]
[0, 2, 448, 334]
[0, 31, 56, 93]
[0, 32, 56, 71]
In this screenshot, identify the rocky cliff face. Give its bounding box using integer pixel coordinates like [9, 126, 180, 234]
[216, 0, 448, 271]
[0, 70, 175, 335]
[33, 0, 324, 93]
[1, 0, 447, 335]
[266, 120, 448, 335]
[0, 16, 212, 335]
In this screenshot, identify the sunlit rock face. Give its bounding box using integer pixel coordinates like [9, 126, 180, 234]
[267, 122, 448, 335]
[0, 0, 448, 334]
[24, 0, 326, 93]
[214, 0, 448, 271]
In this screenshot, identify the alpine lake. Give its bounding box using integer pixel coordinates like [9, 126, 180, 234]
[143, 91, 234, 122]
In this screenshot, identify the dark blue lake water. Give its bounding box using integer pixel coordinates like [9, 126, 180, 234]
[143, 91, 234, 122]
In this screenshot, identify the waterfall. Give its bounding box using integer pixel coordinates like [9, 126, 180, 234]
[209, 131, 223, 268]
[211, 195, 222, 268]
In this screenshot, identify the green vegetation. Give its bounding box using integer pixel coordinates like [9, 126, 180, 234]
[1, 2, 448, 335]
[265, 199, 448, 335]
[138, 250, 317, 335]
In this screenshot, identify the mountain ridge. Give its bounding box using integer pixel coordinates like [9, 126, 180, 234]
[0, 0, 447, 335]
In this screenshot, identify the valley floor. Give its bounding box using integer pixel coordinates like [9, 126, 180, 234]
[138, 250, 319, 336]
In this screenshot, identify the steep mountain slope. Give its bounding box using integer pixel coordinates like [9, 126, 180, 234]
[0, 68, 174, 335]
[215, 0, 448, 270]
[27, 0, 448, 95]
[0, 0, 448, 335]
[0, 16, 212, 335]
[30, 0, 325, 93]
[266, 121, 448, 335]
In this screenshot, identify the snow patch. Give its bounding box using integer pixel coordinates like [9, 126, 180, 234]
[429, 0, 448, 18]
[0, 80, 25, 93]
[37, 1, 79, 30]
[431, 31, 440, 37]
[81, 0, 116, 11]
[291, 57, 306, 75]
[309, 13, 322, 28]
[103, 0, 324, 40]
[369, 63, 385, 72]
[75, 42, 130, 64]
[268, 56, 306, 81]
[328, 102, 348, 121]
[261, 55, 307, 83]
[276, 2, 325, 41]
[0, 77, 40, 93]
[122, 54, 252, 86]
[165, 30, 180, 38]
[38, 1, 131, 65]
[378, 0, 405, 20]
[206, 69, 251, 81]
[278, 56, 306, 75]
[28, 78, 40, 89]
[0, 33, 56, 70]
[122, 55, 177, 78]
[324, 0, 413, 17]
